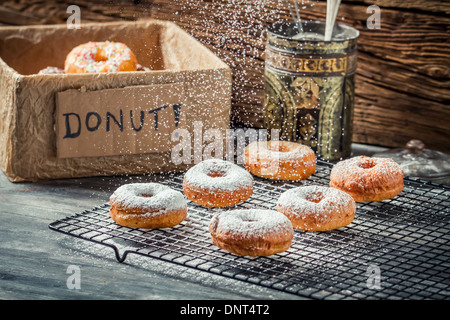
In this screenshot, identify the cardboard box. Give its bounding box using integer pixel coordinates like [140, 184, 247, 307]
[0, 20, 232, 182]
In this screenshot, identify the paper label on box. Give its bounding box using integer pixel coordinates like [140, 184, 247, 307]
[55, 83, 186, 158]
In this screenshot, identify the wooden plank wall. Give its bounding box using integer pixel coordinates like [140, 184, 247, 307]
[1, 0, 449, 153]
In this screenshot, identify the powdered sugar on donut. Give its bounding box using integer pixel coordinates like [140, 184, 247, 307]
[110, 182, 187, 214]
[332, 156, 404, 179]
[330, 156, 404, 190]
[211, 209, 293, 239]
[277, 185, 354, 216]
[184, 159, 253, 191]
[246, 140, 315, 162]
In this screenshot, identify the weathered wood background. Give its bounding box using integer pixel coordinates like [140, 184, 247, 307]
[1, 0, 449, 153]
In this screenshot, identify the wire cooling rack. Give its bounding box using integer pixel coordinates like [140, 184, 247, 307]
[49, 160, 450, 300]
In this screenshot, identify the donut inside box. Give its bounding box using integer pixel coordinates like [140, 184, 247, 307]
[0, 20, 231, 182]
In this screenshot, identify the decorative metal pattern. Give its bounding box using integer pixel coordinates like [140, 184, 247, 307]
[264, 22, 358, 161]
[265, 49, 357, 76]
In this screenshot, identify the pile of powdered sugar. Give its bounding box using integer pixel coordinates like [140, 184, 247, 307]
[211, 209, 293, 239]
[245, 141, 315, 161]
[330, 156, 404, 188]
[183, 158, 253, 191]
[277, 185, 354, 216]
[110, 182, 187, 214]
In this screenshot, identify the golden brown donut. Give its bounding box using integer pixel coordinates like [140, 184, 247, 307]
[329, 156, 405, 202]
[209, 209, 294, 257]
[277, 185, 356, 231]
[109, 183, 187, 229]
[243, 140, 316, 181]
[183, 159, 253, 208]
[65, 41, 138, 73]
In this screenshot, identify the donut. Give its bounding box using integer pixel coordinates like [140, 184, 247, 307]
[109, 183, 187, 229]
[183, 159, 253, 208]
[243, 140, 316, 181]
[65, 41, 138, 73]
[276, 185, 356, 231]
[209, 209, 294, 256]
[329, 156, 405, 202]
